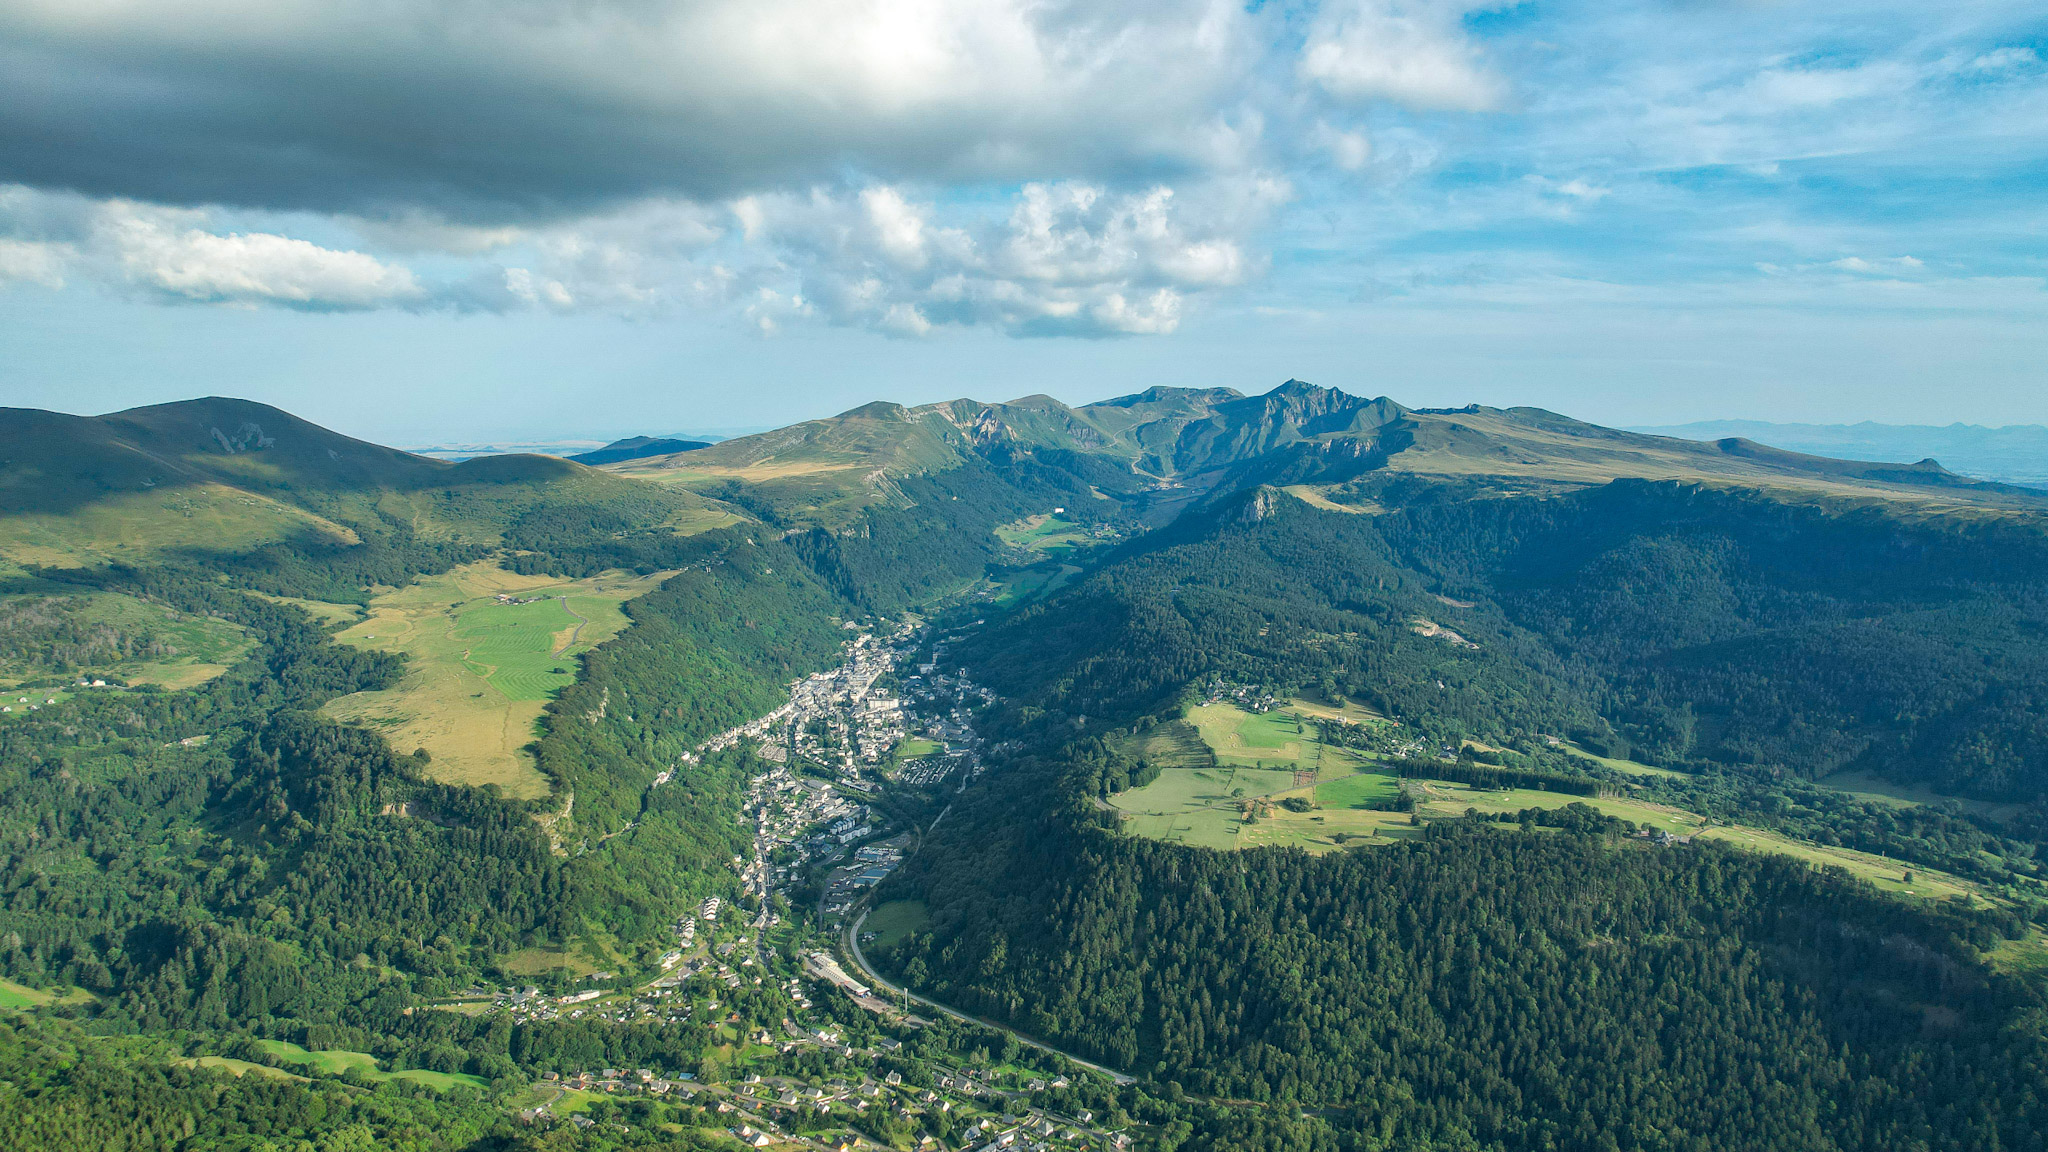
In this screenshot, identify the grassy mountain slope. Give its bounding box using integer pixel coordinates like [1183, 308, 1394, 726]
[0, 398, 737, 569]
[607, 381, 2048, 536]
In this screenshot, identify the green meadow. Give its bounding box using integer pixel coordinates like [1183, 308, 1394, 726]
[995, 513, 1092, 554]
[254, 1039, 489, 1091]
[862, 900, 932, 952]
[321, 561, 676, 798]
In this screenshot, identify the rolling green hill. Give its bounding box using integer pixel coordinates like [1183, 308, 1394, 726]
[0, 397, 738, 574]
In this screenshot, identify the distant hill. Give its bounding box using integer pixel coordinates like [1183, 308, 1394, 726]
[605, 380, 2048, 529]
[568, 436, 712, 466]
[1631, 420, 2048, 488]
[0, 397, 733, 568]
[10, 386, 2044, 572]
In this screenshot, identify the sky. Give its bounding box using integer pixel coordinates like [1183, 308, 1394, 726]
[0, 0, 2044, 446]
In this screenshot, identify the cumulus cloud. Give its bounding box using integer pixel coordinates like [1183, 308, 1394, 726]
[1300, 0, 1504, 111]
[0, 186, 422, 310]
[0, 0, 1264, 220]
[722, 178, 1284, 337]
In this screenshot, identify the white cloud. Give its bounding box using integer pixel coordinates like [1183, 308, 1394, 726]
[1311, 123, 1374, 171]
[727, 178, 1280, 337]
[0, 187, 422, 309]
[102, 206, 421, 308]
[1300, 0, 1504, 111]
[0, 238, 70, 288]
[1830, 255, 1924, 275]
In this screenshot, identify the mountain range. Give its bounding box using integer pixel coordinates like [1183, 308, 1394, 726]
[1632, 419, 2048, 488]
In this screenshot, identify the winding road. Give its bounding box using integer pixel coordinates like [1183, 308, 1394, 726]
[842, 908, 1134, 1085]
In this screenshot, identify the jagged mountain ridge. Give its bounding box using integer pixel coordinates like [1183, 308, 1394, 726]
[607, 380, 2048, 527]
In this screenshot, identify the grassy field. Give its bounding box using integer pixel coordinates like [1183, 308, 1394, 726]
[862, 900, 931, 952]
[1110, 762, 1302, 849]
[1112, 702, 1396, 849]
[1562, 742, 1690, 779]
[0, 978, 93, 1010]
[1817, 769, 2021, 820]
[894, 737, 942, 760]
[254, 1040, 490, 1091]
[498, 943, 611, 980]
[1184, 703, 1359, 772]
[251, 591, 366, 629]
[0, 483, 359, 567]
[1316, 773, 1400, 809]
[995, 514, 1093, 554]
[0, 589, 254, 690]
[1237, 806, 1424, 850]
[179, 1056, 309, 1082]
[1107, 702, 1990, 906]
[1287, 694, 1389, 724]
[320, 561, 676, 798]
[1694, 824, 1977, 901]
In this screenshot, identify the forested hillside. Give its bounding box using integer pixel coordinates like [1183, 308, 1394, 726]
[877, 478, 2048, 1151]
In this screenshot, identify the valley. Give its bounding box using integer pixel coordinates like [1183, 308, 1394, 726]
[4, 381, 2048, 1152]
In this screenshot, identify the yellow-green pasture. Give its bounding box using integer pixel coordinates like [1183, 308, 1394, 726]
[0, 483, 359, 568]
[1111, 763, 1299, 849]
[989, 561, 1083, 608]
[254, 1039, 489, 1091]
[1412, 782, 1704, 835]
[1110, 702, 1991, 906]
[1112, 702, 1403, 850]
[320, 561, 676, 798]
[0, 589, 254, 691]
[1562, 742, 1690, 780]
[1694, 824, 1977, 901]
[1186, 702, 1372, 774]
[1818, 769, 2022, 821]
[0, 978, 93, 1010]
[178, 1056, 309, 1082]
[995, 514, 1092, 554]
[1288, 693, 1389, 724]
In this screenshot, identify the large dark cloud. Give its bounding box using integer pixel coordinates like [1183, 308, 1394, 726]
[0, 0, 1262, 222]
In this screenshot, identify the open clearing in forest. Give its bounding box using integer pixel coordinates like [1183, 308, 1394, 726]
[254, 1040, 488, 1091]
[1113, 701, 1402, 851]
[1111, 702, 1989, 903]
[319, 561, 675, 798]
[862, 900, 932, 952]
[1316, 773, 1400, 809]
[0, 978, 93, 1010]
[0, 587, 254, 690]
[995, 513, 1092, 554]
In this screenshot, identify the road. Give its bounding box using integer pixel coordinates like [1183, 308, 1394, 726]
[843, 908, 1134, 1086]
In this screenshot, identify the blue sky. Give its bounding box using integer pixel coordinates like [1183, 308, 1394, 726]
[1, 0, 2043, 445]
